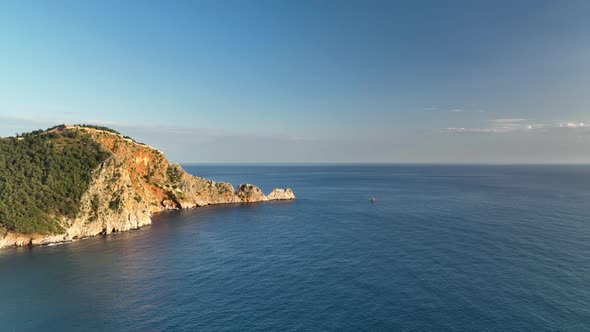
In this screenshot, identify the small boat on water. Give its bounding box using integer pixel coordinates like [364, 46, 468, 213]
[371, 195, 376, 203]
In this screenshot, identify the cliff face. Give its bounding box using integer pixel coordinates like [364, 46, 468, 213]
[0, 126, 295, 249]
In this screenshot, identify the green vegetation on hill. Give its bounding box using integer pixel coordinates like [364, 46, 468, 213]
[73, 124, 121, 135]
[0, 128, 111, 234]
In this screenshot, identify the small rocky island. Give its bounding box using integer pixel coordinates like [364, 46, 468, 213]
[0, 125, 295, 249]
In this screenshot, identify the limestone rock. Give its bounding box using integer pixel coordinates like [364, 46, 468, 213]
[267, 188, 296, 200]
[235, 184, 269, 203]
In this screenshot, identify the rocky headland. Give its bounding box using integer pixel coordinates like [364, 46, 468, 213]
[0, 125, 294, 249]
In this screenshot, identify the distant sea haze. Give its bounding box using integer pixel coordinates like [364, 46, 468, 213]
[1, 165, 589, 331]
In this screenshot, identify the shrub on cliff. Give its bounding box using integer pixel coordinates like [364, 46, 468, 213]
[0, 128, 111, 234]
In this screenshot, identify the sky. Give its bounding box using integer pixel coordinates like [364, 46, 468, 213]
[1, 0, 589, 163]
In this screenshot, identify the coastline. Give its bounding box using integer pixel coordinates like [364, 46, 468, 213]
[0, 191, 295, 250]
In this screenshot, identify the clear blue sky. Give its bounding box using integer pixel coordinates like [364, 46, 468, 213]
[1, 0, 589, 163]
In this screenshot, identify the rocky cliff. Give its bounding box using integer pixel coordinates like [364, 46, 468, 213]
[0, 125, 295, 249]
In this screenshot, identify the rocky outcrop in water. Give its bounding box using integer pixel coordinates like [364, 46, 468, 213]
[267, 188, 296, 200]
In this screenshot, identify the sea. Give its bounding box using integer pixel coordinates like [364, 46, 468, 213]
[1, 165, 589, 331]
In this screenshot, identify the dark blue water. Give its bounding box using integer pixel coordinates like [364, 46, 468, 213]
[1, 165, 590, 331]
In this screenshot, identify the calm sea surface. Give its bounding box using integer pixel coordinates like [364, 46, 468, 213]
[1, 165, 589, 331]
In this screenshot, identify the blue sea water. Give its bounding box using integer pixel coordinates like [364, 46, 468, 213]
[1, 165, 590, 331]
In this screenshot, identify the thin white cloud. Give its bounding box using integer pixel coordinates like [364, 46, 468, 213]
[491, 118, 527, 123]
[448, 108, 486, 113]
[0, 114, 61, 124]
[440, 125, 540, 134]
[0, 116, 314, 142]
[559, 121, 587, 128]
[82, 119, 318, 142]
[441, 127, 496, 134]
[441, 120, 590, 135]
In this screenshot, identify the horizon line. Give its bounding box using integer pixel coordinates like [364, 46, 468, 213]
[179, 162, 590, 166]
